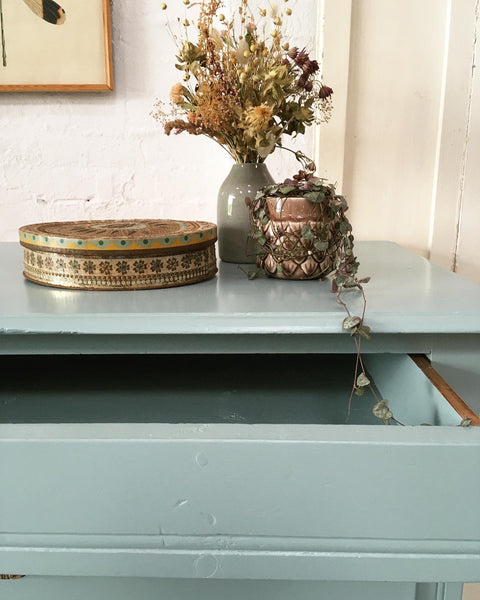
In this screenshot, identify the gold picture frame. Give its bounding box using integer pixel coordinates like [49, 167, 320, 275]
[0, 0, 113, 91]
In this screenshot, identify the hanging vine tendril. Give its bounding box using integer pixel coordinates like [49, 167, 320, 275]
[247, 166, 404, 425]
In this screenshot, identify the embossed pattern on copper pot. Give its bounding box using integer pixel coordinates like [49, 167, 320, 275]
[258, 196, 341, 280]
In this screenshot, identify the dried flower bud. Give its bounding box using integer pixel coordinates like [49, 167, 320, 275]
[295, 49, 309, 65]
[259, 8, 267, 17]
[169, 82, 184, 104]
[318, 85, 333, 99]
[282, 42, 289, 51]
[219, 13, 225, 21]
[297, 74, 308, 88]
[303, 59, 319, 76]
[286, 8, 292, 15]
[287, 46, 299, 59]
[161, 2, 167, 8]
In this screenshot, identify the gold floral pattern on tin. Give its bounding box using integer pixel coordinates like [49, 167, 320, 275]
[23, 245, 217, 290]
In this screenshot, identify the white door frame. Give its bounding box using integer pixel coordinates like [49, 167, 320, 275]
[428, 0, 479, 271]
[315, 0, 353, 191]
[316, 0, 479, 271]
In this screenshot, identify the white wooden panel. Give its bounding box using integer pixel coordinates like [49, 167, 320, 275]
[315, 0, 353, 190]
[454, 4, 480, 284]
[341, 0, 449, 255]
[429, 0, 479, 274]
[316, 1, 453, 256]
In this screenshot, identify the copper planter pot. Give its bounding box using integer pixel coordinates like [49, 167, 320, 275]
[257, 196, 341, 280]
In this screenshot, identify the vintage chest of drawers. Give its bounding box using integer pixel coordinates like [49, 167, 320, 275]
[1, 241, 479, 600]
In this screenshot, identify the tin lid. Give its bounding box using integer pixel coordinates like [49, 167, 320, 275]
[19, 219, 217, 255]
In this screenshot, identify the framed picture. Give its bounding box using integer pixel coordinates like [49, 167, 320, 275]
[0, 0, 113, 91]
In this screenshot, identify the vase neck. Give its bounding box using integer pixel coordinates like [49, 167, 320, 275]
[230, 163, 269, 172]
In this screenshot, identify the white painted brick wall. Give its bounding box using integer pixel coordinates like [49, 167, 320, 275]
[0, 0, 318, 240]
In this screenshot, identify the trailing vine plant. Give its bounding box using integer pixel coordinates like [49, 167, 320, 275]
[247, 165, 401, 425]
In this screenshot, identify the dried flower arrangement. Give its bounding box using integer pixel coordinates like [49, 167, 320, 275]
[152, 2, 400, 423]
[152, 0, 333, 164]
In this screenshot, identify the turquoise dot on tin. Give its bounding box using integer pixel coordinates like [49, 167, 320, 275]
[184, 236, 189, 241]
[143, 239, 149, 245]
[44, 237, 49, 242]
[60, 239, 64, 244]
[77, 240, 83, 245]
[165, 238, 170, 243]
[99, 240, 104, 246]
[200, 233, 204, 238]
[121, 240, 126, 246]
[32, 235, 36, 240]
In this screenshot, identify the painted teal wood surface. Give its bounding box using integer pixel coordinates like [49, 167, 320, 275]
[4, 577, 459, 600]
[2, 427, 480, 582]
[1, 241, 479, 598]
[1, 242, 480, 335]
[0, 577, 464, 600]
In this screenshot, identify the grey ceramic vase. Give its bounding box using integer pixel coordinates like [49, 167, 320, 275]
[217, 163, 274, 263]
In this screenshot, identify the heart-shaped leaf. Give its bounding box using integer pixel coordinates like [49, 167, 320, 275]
[279, 186, 296, 195]
[357, 325, 371, 340]
[343, 316, 362, 330]
[356, 372, 370, 387]
[314, 240, 329, 251]
[372, 400, 393, 424]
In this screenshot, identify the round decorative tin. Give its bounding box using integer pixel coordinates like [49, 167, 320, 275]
[19, 220, 217, 290]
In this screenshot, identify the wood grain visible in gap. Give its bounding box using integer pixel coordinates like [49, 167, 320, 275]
[410, 354, 480, 425]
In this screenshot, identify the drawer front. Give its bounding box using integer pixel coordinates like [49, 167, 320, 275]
[2, 426, 480, 581]
[1, 354, 479, 582]
[0, 577, 428, 600]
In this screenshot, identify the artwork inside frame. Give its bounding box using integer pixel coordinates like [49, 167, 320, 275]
[0, 0, 113, 91]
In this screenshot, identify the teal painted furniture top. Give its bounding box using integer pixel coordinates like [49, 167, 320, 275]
[1, 241, 480, 336]
[1, 241, 480, 589]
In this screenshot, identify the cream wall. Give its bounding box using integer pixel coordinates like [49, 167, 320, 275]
[318, 0, 480, 284]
